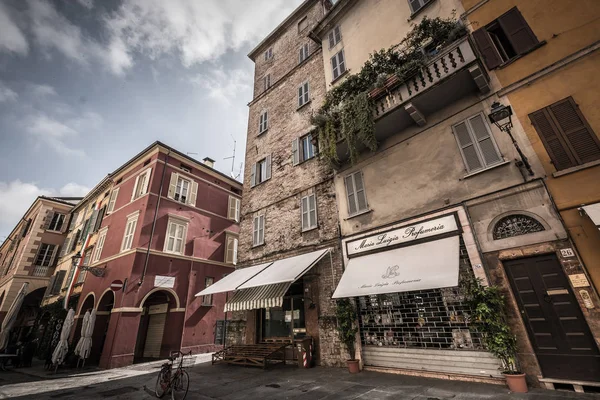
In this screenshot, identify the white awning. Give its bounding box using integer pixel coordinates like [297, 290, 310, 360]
[583, 203, 600, 228]
[238, 248, 330, 289]
[224, 283, 291, 312]
[333, 236, 460, 298]
[194, 262, 272, 297]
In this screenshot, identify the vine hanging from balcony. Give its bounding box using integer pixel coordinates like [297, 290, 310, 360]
[312, 16, 468, 167]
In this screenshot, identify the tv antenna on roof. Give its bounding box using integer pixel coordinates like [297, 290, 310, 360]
[224, 135, 237, 178]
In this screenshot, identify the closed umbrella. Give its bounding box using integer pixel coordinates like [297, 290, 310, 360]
[0, 282, 29, 351]
[74, 309, 96, 366]
[51, 308, 75, 367]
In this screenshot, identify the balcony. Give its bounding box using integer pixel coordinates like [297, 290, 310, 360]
[336, 37, 490, 162]
[31, 265, 52, 277]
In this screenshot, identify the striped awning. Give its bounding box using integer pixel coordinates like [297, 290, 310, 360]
[224, 282, 291, 312]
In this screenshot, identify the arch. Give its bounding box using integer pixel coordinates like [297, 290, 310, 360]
[78, 292, 96, 315]
[138, 287, 180, 309]
[95, 288, 114, 311]
[97, 290, 115, 312]
[491, 212, 546, 240]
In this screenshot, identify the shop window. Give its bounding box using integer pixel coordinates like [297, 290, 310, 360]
[493, 214, 545, 240]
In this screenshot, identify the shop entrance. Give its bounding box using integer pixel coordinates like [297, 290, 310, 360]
[258, 281, 306, 342]
[134, 290, 177, 362]
[504, 254, 600, 382]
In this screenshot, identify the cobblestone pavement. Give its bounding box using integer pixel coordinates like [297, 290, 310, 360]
[1, 358, 599, 399]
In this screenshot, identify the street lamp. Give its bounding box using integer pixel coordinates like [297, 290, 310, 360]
[71, 251, 106, 278]
[488, 102, 534, 176]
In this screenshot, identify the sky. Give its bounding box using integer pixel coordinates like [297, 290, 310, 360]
[0, 0, 304, 243]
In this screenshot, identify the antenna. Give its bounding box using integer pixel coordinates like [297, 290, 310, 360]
[223, 135, 236, 178]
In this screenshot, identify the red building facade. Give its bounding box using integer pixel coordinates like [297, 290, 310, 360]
[74, 142, 241, 369]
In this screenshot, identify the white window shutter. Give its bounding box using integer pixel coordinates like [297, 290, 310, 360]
[253, 217, 258, 245]
[107, 190, 118, 213]
[227, 196, 234, 219]
[167, 172, 178, 199]
[131, 175, 140, 201]
[469, 114, 502, 166]
[265, 155, 272, 180]
[188, 180, 198, 206]
[250, 163, 257, 187]
[292, 138, 300, 166]
[233, 237, 238, 265]
[235, 198, 240, 222]
[301, 197, 308, 230]
[453, 121, 483, 172]
[309, 194, 317, 228]
[259, 215, 265, 245]
[142, 168, 151, 195]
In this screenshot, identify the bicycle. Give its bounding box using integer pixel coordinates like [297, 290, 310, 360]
[155, 350, 193, 400]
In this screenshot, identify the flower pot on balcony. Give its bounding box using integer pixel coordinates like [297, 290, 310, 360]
[503, 372, 528, 393]
[346, 359, 360, 374]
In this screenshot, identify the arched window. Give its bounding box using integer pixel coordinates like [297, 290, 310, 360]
[493, 214, 545, 240]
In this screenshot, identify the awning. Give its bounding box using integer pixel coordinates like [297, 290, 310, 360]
[195, 262, 272, 297]
[224, 283, 291, 312]
[583, 203, 600, 228]
[333, 236, 459, 298]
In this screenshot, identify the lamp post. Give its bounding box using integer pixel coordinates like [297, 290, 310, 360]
[488, 102, 534, 177]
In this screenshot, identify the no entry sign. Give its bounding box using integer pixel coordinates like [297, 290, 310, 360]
[110, 280, 124, 292]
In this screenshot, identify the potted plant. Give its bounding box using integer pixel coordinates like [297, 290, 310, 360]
[463, 276, 528, 393]
[335, 298, 360, 373]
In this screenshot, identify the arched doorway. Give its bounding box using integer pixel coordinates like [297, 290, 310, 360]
[134, 289, 179, 362]
[14, 287, 47, 343]
[90, 290, 114, 365]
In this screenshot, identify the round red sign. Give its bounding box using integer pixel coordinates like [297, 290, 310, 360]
[110, 280, 124, 292]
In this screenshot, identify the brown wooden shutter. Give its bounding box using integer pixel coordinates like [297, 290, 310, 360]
[498, 7, 539, 55]
[94, 206, 106, 232]
[44, 275, 56, 297]
[472, 28, 503, 70]
[548, 97, 600, 165]
[529, 109, 576, 170]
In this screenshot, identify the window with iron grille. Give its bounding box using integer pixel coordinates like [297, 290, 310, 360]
[493, 214, 545, 240]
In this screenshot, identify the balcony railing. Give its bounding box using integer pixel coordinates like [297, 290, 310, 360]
[31, 265, 52, 277]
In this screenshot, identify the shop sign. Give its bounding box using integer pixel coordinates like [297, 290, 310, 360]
[154, 275, 175, 288]
[347, 214, 459, 257]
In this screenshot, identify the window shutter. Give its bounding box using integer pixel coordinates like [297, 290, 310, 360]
[472, 28, 503, 70]
[167, 172, 178, 199]
[259, 215, 265, 244]
[453, 121, 483, 172]
[469, 114, 502, 166]
[353, 172, 367, 212]
[328, 30, 335, 48]
[548, 98, 600, 165]
[43, 211, 55, 230]
[331, 54, 339, 79]
[228, 196, 234, 220]
[309, 194, 317, 228]
[345, 175, 357, 215]
[44, 275, 56, 297]
[292, 138, 300, 166]
[69, 212, 79, 229]
[49, 245, 59, 266]
[298, 85, 303, 106]
[60, 237, 71, 257]
[265, 155, 272, 180]
[52, 270, 66, 294]
[253, 217, 259, 245]
[303, 82, 309, 104]
[21, 219, 31, 237]
[233, 238, 238, 265]
[250, 163, 257, 187]
[188, 180, 198, 206]
[498, 7, 539, 55]
[94, 206, 106, 232]
[529, 109, 577, 170]
[131, 175, 140, 201]
[88, 209, 99, 235]
[60, 215, 70, 233]
[301, 196, 309, 230]
[142, 168, 151, 195]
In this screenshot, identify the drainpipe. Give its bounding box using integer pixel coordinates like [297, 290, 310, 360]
[139, 149, 170, 286]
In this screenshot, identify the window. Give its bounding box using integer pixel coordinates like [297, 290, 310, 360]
[250, 155, 271, 187]
[331, 50, 346, 80]
[121, 213, 138, 252]
[345, 171, 368, 216]
[493, 214, 545, 239]
[263, 74, 271, 91]
[452, 113, 503, 173]
[408, 0, 431, 14]
[292, 134, 317, 165]
[328, 26, 341, 48]
[225, 234, 238, 265]
[64, 265, 76, 290]
[202, 277, 214, 306]
[46, 212, 65, 231]
[35, 244, 57, 267]
[529, 97, 600, 171]
[164, 219, 187, 255]
[180, 164, 192, 173]
[301, 194, 317, 231]
[264, 47, 273, 61]
[69, 211, 79, 230]
[259, 110, 268, 134]
[298, 81, 310, 107]
[228, 196, 241, 222]
[298, 16, 308, 33]
[50, 270, 66, 295]
[131, 168, 151, 201]
[472, 7, 539, 70]
[253, 215, 265, 246]
[174, 176, 190, 203]
[167, 172, 198, 206]
[299, 43, 310, 64]
[92, 228, 107, 263]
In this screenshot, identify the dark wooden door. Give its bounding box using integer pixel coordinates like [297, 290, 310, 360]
[504, 254, 600, 382]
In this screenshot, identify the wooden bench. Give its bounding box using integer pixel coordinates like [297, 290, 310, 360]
[212, 343, 292, 369]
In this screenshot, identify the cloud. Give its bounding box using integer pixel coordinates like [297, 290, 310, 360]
[29, 83, 56, 97]
[0, 180, 89, 242]
[0, 81, 18, 103]
[0, 2, 29, 55]
[76, 0, 94, 10]
[190, 67, 252, 105]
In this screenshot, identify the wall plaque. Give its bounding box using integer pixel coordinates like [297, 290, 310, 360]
[569, 273, 590, 288]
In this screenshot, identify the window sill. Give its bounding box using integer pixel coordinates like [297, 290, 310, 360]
[302, 226, 318, 233]
[345, 209, 372, 220]
[258, 128, 268, 136]
[552, 159, 600, 178]
[408, 0, 437, 20]
[201, 303, 214, 307]
[330, 69, 349, 85]
[46, 229, 62, 234]
[461, 160, 511, 180]
[252, 242, 265, 249]
[297, 100, 312, 111]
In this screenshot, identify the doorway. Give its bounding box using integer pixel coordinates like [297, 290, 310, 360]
[134, 290, 177, 362]
[258, 281, 306, 342]
[504, 254, 600, 382]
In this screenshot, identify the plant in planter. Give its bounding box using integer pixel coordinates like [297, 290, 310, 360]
[462, 276, 528, 393]
[335, 298, 360, 373]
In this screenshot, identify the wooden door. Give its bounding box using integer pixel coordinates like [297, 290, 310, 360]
[504, 254, 600, 382]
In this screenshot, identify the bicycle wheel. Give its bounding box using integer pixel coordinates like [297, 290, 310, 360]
[155, 368, 170, 398]
[171, 370, 189, 400]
